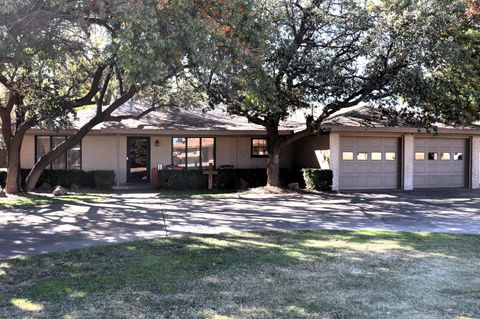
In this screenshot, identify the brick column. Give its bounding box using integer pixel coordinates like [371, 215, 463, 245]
[403, 134, 414, 190]
[329, 132, 340, 191]
[471, 136, 480, 189]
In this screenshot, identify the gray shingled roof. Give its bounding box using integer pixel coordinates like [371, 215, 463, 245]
[324, 106, 480, 131]
[53, 102, 480, 134]
[73, 100, 305, 132]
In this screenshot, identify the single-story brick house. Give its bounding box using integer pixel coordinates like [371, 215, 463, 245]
[18, 102, 480, 191]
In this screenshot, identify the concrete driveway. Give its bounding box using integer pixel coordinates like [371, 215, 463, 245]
[1, 189, 480, 259]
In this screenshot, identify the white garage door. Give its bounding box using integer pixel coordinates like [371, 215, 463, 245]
[414, 138, 468, 188]
[339, 137, 400, 190]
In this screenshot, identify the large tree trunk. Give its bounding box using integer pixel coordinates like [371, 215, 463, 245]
[266, 145, 281, 187]
[266, 124, 282, 187]
[264, 123, 317, 187]
[5, 133, 24, 193]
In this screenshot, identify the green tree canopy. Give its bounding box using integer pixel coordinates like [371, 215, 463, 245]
[198, 0, 473, 186]
[0, 0, 216, 192]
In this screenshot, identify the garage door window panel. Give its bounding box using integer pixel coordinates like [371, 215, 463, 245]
[371, 152, 382, 161]
[428, 152, 438, 160]
[356, 152, 368, 160]
[385, 152, 396, 161]
[454, 152, 463, 160]
[415, 152, 425, 160]
[342, 152, 354, 160]
[441, 152, 451, 160]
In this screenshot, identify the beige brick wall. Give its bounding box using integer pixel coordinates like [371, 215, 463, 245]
[150, 136, 171, 170]
[82, 134, 126, 184]
[403, 134, 414, 190]
[21, 132, 296, 185]
[472, 136, 480, 189]
[329, 133, 340, 191]
[20, 134, 35, 169]
[292, 134, 330, 168]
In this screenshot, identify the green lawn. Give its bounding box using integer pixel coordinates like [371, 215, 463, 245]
[1, 231, 479, 318]
[0, 193, 106, 208]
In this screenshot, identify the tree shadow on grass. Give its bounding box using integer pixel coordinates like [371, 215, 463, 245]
[1, 230, 480, 318]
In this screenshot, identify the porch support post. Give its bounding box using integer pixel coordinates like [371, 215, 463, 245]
[329, 132, 340, 191]
[403, 134, 414, 191]
[471, 136, 480, 189]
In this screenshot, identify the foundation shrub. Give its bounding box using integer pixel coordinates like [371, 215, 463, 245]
[301, 168, 333, 191]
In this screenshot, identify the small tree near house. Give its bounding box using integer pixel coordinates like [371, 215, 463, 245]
[198, 0, 474, 187]
[0, 0, 215, 193]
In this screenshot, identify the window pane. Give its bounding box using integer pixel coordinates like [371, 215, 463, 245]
[428, 152, 438, 160]
[252, 138, 268, 156]
[385, 152, 396, 161]
[415, 152, 425, 160]
[67, 144, 81, 170]
[342, 152, 353, 160]
[356, 152, 368, 160]
[371, 152, 382, 161]
[187, 138, 201, 169]
[441, 152, 451, 160]
[51, 136, 66, 170]
[36, 136, 50, 162]
[201, 138, 215, 168]
[454, 152, 463, 161]
[172, 137, 186, 167]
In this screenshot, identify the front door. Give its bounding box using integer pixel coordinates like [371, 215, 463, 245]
[127, 137, 150, 183]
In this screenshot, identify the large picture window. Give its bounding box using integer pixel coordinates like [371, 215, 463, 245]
[251, 138, 268, 157]
[35, 136, 81, 170]
[172, 137, 215, 169]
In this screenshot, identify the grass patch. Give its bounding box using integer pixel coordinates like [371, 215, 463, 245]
[1, 230, 479, 318]
[0, 193, 106, 208]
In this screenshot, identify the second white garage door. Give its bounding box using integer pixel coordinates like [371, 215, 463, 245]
[414, 138, 468, 188]
[339, 137, 400, 190]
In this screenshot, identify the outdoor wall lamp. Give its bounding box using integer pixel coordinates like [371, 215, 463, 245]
[155, 139, 160, 147]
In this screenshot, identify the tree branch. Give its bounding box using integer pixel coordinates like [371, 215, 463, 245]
[0, 75, 13, 90]
[103, 85, 137, 116]
[71, 64, 107, 107]
[97, 65, 114, 114]
[104, 104, 162, 122]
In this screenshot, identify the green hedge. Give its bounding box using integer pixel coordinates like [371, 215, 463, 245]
[215, 168, 269, 190]
[156, 167, 332, 191]
[157, 170, 208, 191]
[301, 168, 333, 191]
[0, 169, 115, 190]
[92, 170, 116, 190]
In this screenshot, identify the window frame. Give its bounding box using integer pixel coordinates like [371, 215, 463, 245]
[34, 135, 82, 170]
[171, 137, 216, 169]
[251, 137, 269, 158]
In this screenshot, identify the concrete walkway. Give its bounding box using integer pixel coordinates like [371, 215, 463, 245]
[1, 189, 480, 259]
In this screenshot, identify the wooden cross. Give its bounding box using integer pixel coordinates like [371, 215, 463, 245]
[202, 163, 218, 190]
